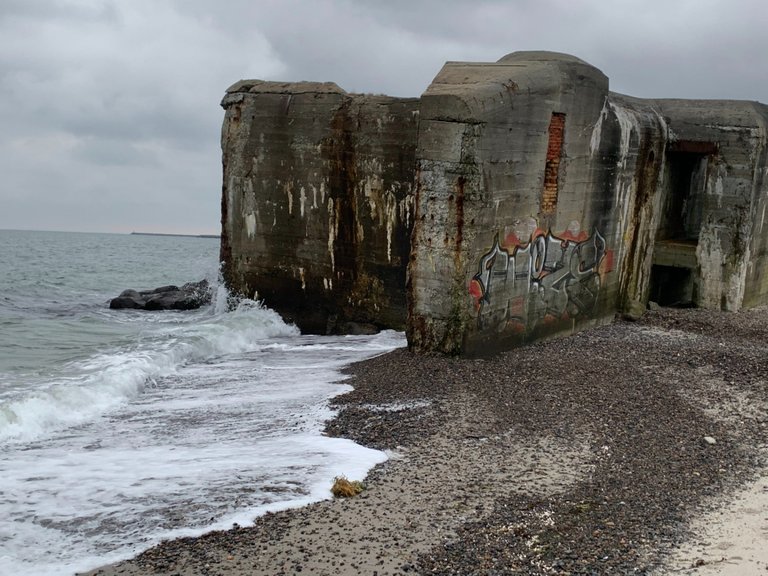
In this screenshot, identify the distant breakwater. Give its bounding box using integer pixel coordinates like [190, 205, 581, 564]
[130, 232, 220, 239]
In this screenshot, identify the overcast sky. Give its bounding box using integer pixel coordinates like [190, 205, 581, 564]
[1, 0, 765, 235]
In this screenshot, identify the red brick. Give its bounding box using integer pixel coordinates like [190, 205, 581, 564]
[541, 113, 565, 214]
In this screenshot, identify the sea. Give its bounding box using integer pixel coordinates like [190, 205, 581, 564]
[0, 229, 404, 576]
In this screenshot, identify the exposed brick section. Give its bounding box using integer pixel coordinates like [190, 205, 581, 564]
[542, 112, 565, 214]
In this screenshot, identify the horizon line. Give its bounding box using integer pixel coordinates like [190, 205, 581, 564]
[0, 227, 221, 238]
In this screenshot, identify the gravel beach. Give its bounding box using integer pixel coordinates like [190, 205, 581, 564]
[81, 307, 768, 575]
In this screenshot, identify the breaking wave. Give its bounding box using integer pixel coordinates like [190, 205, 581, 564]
[0, 292, 299, 443]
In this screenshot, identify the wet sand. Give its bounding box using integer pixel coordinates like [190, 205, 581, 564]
[655, 474, 768, 574]
[82, 307, 768, 575]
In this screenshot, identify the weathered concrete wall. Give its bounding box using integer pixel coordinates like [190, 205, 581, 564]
[648, 100, 768, 310]
[220, 81, 418, 332]
[743, 104, 768, 307]
[588, 93, 668, 320]
[406, 52, 768, 355]
[221, 52, 768, 356]
[407, 52, 666, 354]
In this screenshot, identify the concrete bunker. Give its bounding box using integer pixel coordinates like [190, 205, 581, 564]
[219, 81, 419, 334]
[220, 52, 768, 355]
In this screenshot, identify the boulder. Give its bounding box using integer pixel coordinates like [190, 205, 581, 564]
[109, 280, 212, 311]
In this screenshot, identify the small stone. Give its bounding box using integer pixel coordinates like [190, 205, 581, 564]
[703, 436, 717, 445]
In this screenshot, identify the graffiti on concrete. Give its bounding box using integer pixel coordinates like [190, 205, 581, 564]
[469, 227, 613, 331]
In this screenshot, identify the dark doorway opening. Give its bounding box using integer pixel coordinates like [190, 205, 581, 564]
[648, 265, 695, 307]
[656, 148, 709, 241]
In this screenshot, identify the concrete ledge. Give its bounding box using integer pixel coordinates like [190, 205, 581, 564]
[653, 240, 698, 269]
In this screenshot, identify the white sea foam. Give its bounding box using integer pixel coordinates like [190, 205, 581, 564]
[0, 231, 406, 576]
[0, 300, 298, 443]
[0, 328, 404, 576]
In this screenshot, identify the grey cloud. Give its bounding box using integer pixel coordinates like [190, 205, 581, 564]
[0, 0, 119, 24]
[1, 0, 766, 234]
[72, 138, 162, 167]
[0, 0, 283, 233]
[225, 0, 764, 101]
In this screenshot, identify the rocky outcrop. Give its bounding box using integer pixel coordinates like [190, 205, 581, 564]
[109, 280, 212, 311]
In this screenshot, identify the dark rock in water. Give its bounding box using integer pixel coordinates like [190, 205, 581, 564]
[109, 289, 144, 309]
[109, 280, 212, 311]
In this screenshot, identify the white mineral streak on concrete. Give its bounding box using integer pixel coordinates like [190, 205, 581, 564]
[357, 219, 365, 244]
[399, 191, 415, 230]
[240, 178, 258, 239]
[365, 179, 378, 215]
[299, 187, 306, 218]
[614, 180, 632, 273]
[712, 174, 725, 209]
[703, 124, 760, 136]
[299, 267, 306, 290]
[612, 103, 636, 171]
[244, 213, 257, 238]
[327, 197, 336, 272]
[311, 184, 318, 209]
[589, 99, 610, 156]
[285, 182, 294, 215]
[384, 189, 398, 263]
[652, 107, 670, 152]
[320, 182, 326, 205]
[362, 159, 384, 220]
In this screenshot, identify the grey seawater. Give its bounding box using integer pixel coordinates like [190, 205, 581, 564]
[0, 230, 401, 576]
[0, 230, 221, 377]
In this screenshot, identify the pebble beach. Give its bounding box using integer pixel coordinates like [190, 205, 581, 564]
[82, 307, 768, 575]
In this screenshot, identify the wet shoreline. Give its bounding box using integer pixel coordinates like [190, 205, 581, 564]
[82, 307, 768, 575]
